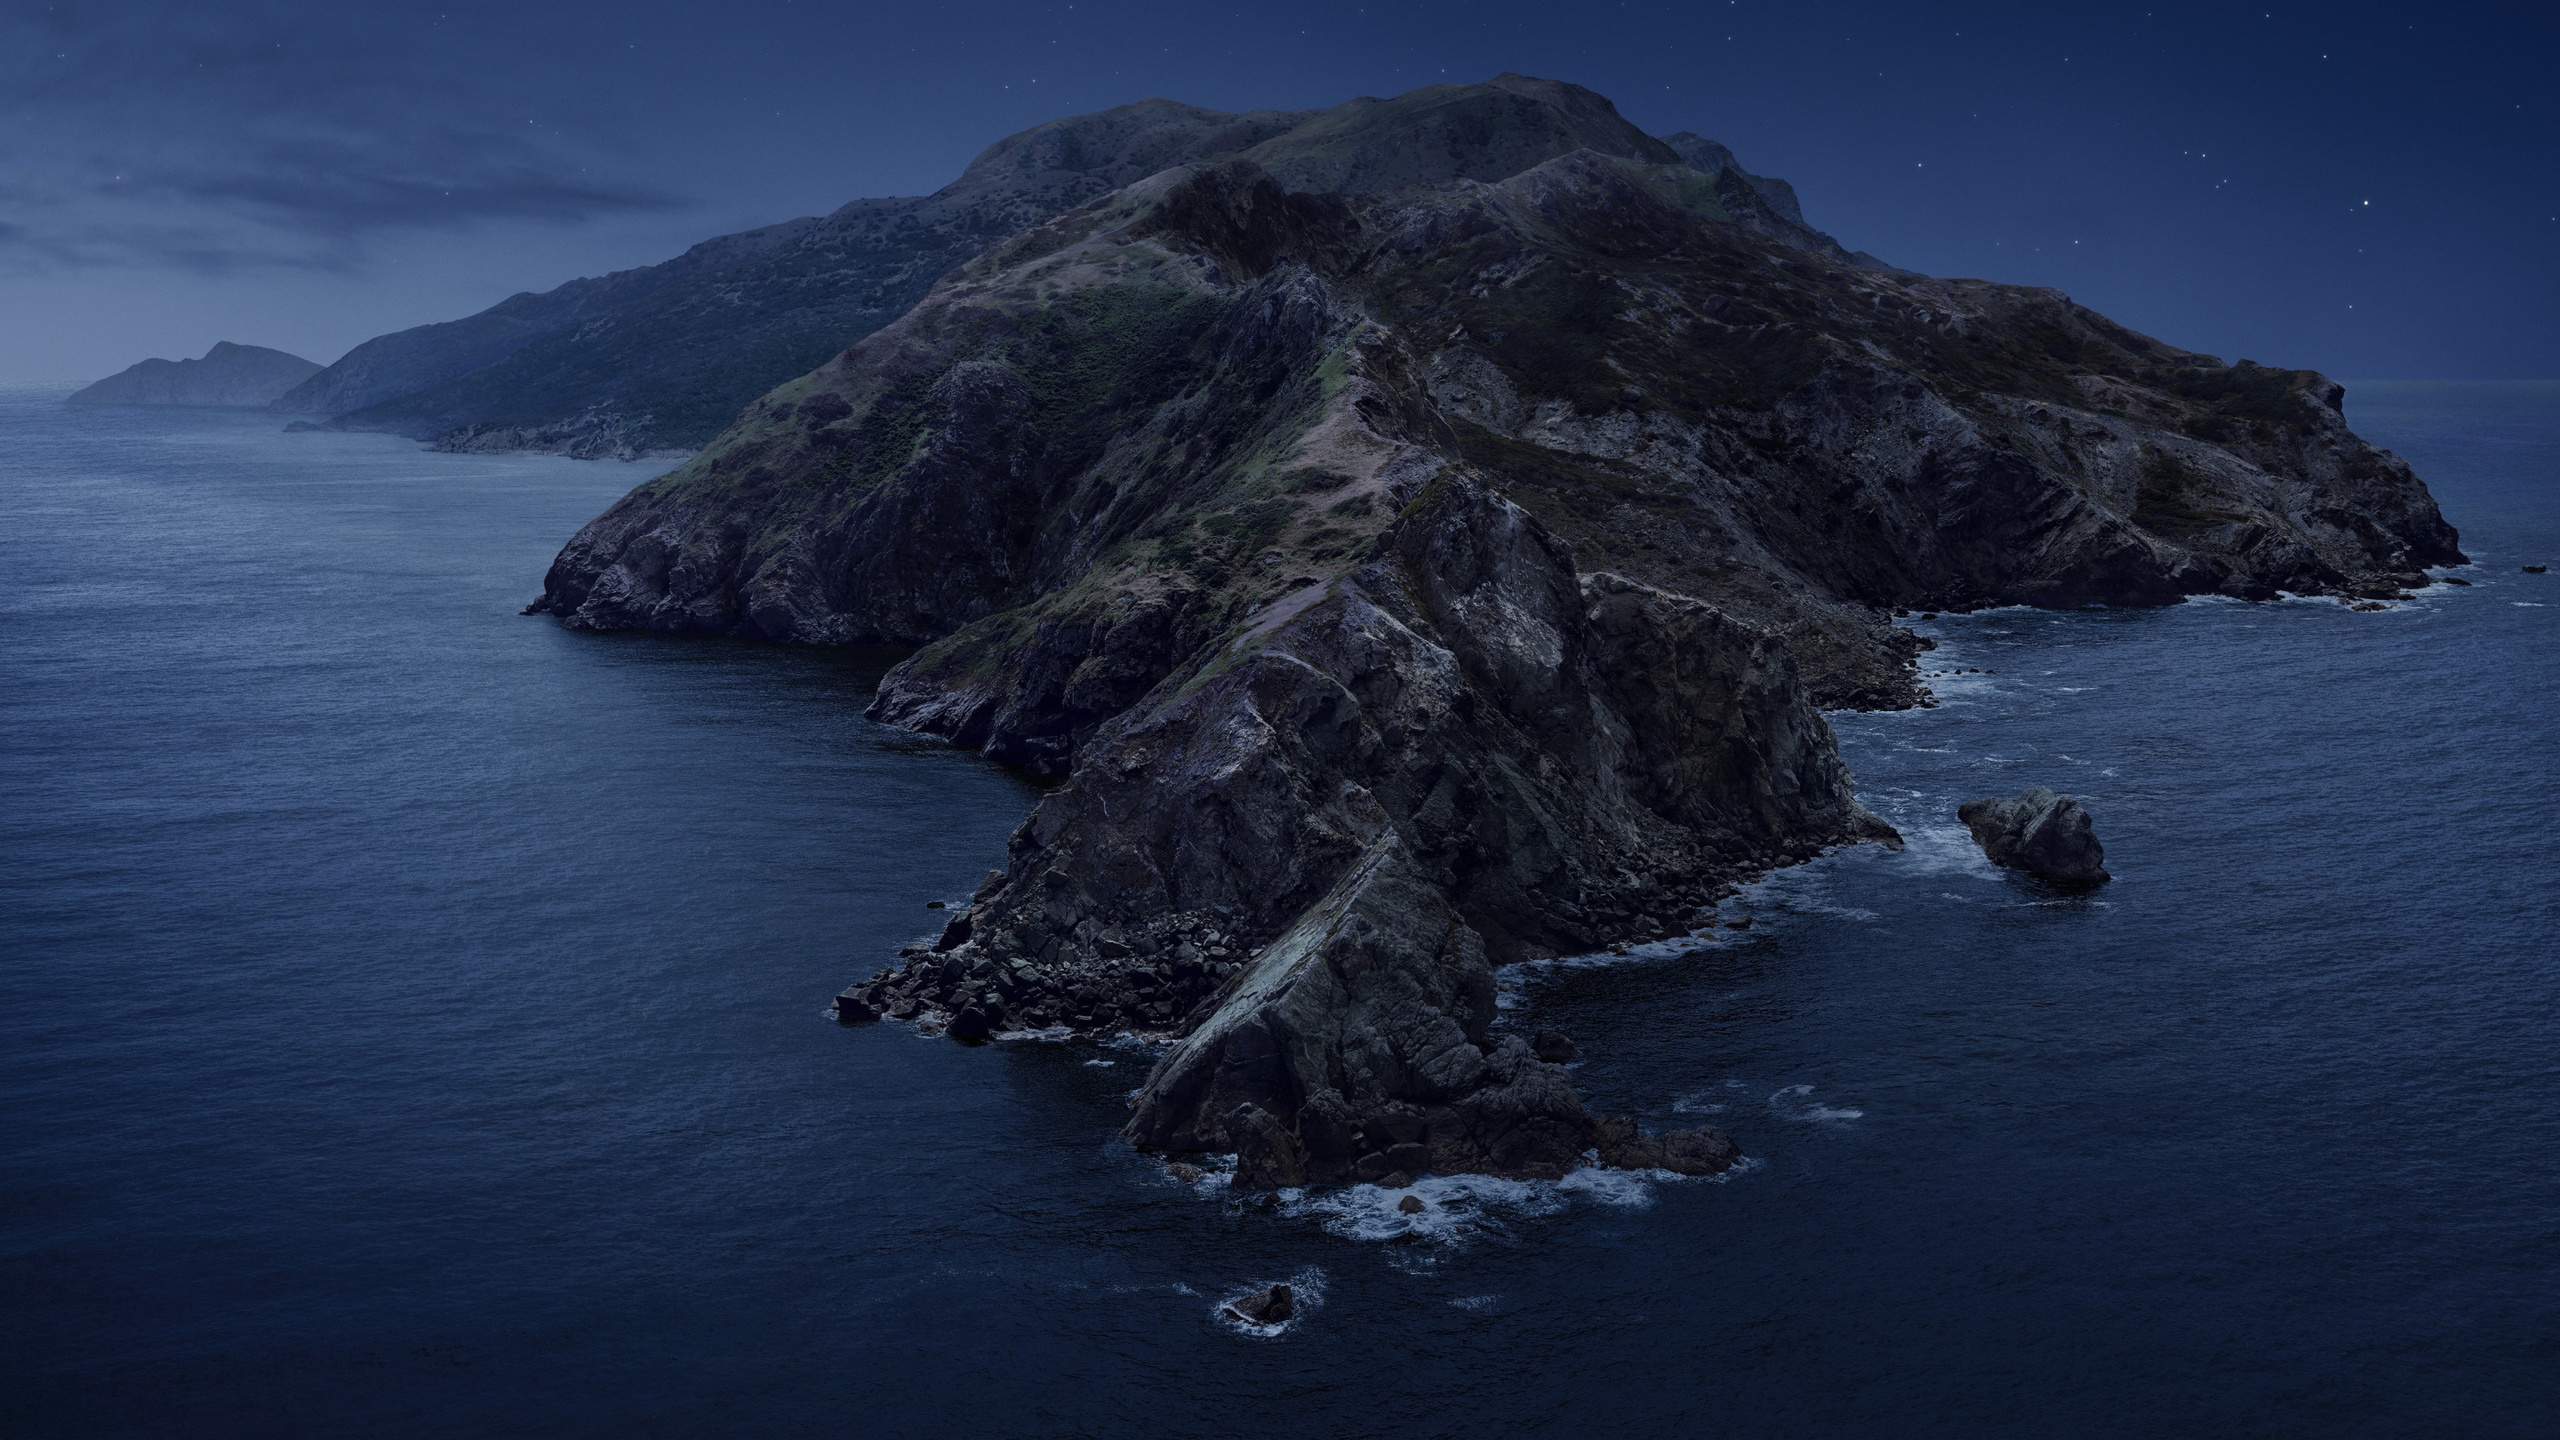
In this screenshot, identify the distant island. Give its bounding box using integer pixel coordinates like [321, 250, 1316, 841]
[69, 342, 323, 409]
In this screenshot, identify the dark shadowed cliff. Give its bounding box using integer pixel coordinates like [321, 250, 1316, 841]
[529, 78, 2463, 1185]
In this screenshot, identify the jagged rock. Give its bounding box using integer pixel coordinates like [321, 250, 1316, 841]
[1958, 786, 2111, 883]
[1132, 834, 1695, 1188]
[832, 991, 879, 1023]
[1398, 1194, 1426, 1214]
[1227, 1102, 1311, 1188]
[1222, 1284, 1293, 1325]
[945, 1006, 993, 1042]
[1530, 1029, 1580, 1063]
[1165, 1162, 1203, 1184]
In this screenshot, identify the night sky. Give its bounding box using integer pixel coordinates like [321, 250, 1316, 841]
[7, 0, 2553, 385]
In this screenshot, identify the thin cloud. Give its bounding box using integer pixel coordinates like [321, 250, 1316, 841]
[1, 2, 691, 272]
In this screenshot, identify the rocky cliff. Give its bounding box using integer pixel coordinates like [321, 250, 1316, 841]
[70, 342, 322, 408]
[530, 78, 2464, 1184]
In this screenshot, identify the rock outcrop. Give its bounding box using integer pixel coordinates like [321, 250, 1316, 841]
[1222, 1284, 1293, 1325]
[69, 342, 321, 408]
[1124, 833, 1741, 1186]
[1958, 787, 2110, 883]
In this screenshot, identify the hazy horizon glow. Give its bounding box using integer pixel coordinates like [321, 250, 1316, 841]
[6, 0, 2554, 385]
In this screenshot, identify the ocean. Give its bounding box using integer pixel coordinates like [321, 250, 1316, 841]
[4, 382, 2554, 1436]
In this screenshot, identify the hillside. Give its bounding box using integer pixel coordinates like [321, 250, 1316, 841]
[70, 343, 322, 408]
[274, 76, 1865, 456]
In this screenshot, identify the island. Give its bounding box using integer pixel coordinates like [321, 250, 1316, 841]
[525, 75, 2464, 1187]
[68, 342, 323, 408]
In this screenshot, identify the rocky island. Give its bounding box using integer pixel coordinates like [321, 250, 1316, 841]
[69, 342, 322, 409]
[527, 76, 2463, 1186]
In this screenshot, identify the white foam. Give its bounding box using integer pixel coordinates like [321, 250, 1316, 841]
[1769, 1083, 1865, 1124]
[992, 1025, 1076, 1043]
[1082, 1058, 1115, 1067]
[1449, 1294, 1499, 1311]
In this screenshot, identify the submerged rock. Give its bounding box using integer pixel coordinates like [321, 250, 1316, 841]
[1958, 787, 2111, 883]
[1594, 1117, 1743, 1176]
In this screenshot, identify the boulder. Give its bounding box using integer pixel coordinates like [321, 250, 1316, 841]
[1222, 1283, 1294, 1325]
[1957, 786, 2111, 883]
[1530, 1029, 1580, 1063]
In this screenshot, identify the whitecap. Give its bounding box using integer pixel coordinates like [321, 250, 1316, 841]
[1449, 1294, 1499, 1311]
[1082, 1058, 1115, 1067]
[1769, 1083, 1866, 1124]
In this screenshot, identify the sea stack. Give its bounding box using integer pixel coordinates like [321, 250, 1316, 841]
[1958, 787, 2111, 883]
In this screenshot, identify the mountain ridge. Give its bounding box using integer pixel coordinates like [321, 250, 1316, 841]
[272, 78, 1868, 456]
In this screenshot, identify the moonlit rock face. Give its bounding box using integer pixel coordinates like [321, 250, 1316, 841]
[1957, 786, 2111, 883]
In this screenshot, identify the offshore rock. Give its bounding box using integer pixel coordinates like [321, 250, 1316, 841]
[1222, 1284, 1293, 1326]
[1959, 786, 2111, 883]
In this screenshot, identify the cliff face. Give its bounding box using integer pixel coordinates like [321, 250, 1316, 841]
[69, 343, 321, 408]
[531, 81, 2464, 1183]
[536, 144, 2461, 717]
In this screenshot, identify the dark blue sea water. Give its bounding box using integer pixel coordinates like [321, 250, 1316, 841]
[4, 383, 2555, 1437]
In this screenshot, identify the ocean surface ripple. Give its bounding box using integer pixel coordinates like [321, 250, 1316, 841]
[3, 384, 2555, 1437]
